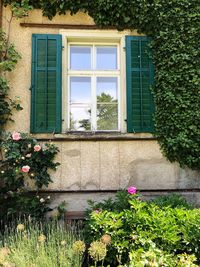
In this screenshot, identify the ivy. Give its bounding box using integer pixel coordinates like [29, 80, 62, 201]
[2, 0, 200, 169]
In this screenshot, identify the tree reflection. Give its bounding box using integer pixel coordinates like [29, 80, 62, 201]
[97, 93, 118, 130]
[70, 93, 118, 131]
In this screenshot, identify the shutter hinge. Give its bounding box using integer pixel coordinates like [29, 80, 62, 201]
[62, 46, 65, 50]
[123, 47, 126, 51]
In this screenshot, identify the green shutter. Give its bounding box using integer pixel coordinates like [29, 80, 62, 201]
[31, 34, 62, 133]
[126, 36, 155, 133]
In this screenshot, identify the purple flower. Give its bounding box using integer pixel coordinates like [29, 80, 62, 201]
[127, 186, 137, 195]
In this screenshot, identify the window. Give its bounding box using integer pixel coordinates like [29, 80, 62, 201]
[68, 44, 120, 131]
[30, 32, 154, 134]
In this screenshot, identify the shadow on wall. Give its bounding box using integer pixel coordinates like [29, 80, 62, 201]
[128, 158, 200, 190]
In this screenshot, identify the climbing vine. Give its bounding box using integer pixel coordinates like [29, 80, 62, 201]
[0, 31, 22, 132]
[0, 0, 32, 133]
[2, 0, 200, 169]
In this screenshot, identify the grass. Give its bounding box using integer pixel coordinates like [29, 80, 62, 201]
[0, 219, 85, 267]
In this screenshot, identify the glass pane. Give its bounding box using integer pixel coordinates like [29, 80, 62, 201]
[96, 46, 117, 70]
[70, 107, 91, 131]
[97, 77, 118, 103]
[97, 104, 118, 130]
[70, 77, 91, 103]
[70, 46, 91, 70]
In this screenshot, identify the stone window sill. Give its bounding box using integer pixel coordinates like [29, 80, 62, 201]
[31, 132, 156, 141]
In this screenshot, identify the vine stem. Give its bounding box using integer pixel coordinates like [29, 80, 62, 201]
[4, 10, 13, 60]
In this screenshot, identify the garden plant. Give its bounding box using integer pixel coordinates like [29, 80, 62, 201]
[85, 188, 200, 266]
[0, 132, 61, 222]
[0, 220, 85, 267]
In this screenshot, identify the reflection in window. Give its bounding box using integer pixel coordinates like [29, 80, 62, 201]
[96, 46, 117, 70]
[97, 77, 118, 130]
[70, 77, 91, 103]
[70, 46, 91, 70]
[97, 77, 118, 101]
[70, 107, 91, 131]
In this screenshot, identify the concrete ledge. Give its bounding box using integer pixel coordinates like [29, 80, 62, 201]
[31, 132, 155, 141]
[41, 191, 200, 211]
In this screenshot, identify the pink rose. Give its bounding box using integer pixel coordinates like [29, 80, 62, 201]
[12, 132, 21, 141]
[21, 165, 30, 173]
[127, 186, 137, 195]
[26, 153, 32, 158]
[34, 145, 41, 152]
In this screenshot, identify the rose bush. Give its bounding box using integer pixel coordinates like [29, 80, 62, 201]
[0, 132, 60, 222]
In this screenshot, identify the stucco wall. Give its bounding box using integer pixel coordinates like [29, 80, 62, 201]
[2, 7, 200, 210]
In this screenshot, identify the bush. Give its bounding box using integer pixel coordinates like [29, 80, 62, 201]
[0, 132, 60, 222]
[85, 189, 200, 266]
[151, 193, 194, 209]
[0, 220, 84, 267]
[128, 246, 197, 267]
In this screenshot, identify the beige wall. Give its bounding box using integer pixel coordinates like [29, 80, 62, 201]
[2, 7, 200, 210]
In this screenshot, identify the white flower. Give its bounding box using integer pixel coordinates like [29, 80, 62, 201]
[40, 198, 45, 203]
[47, 195, 51, 199]
[1, 170, 5, 174]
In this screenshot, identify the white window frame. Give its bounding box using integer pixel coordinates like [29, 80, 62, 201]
[60, 29, 132, 133]
[68, 42, 120, 131]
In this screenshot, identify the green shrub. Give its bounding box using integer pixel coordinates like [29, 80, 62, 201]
[85, 190, 200, 266]
[0, 132, 60, 222]
[151, 193, 194, 209]
[128, 246, 197, 267]
[0, 31, 22, 132]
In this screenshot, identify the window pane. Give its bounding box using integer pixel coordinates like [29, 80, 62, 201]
[96, 46, 117, 70]
[70, 46, 91, 70]
[70, 77, 91, 103]
[70, 107, 91, 131]
[97, 77, 118, 102]
[97, 104, 118, 130]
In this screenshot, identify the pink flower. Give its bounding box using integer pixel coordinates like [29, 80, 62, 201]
[34, 145, 41, 152]
[127, 186, 137, 195]
[12, 132, 21, 141]
[21, 165, 30, 173]
[26, 153, 32, 158]
[94, 209, 101, 213]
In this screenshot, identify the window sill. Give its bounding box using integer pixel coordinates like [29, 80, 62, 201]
[31, 132, 156, 141]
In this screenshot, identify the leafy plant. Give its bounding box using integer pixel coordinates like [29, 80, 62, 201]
[85, 190, 200, 266]
[0, 132, 60, 221]
[0, 220, 84, 267]
[151, 193, 194, 209]
[0, 31, 22, 132]
[128, 246, 197, 267]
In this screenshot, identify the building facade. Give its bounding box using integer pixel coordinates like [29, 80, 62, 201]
[2, 6, 200, 210]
